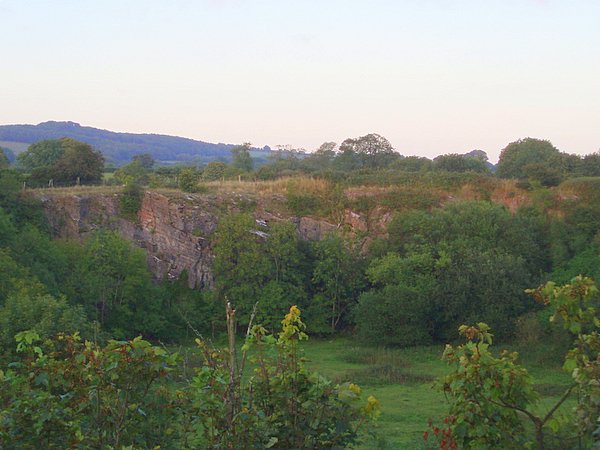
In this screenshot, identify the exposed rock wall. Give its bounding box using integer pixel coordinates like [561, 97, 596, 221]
[39, 190, 355, 290]
[40, 191, 220, 289]
[38, 182, 531, 290]
[136, 192, 216, 289]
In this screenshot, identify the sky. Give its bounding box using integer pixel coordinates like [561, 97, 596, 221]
[1, 0, 599, 162]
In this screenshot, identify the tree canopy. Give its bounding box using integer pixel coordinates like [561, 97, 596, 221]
[496, 137, 562, 181]
[0, 148, 11, 168]
[17, 139, 64, 171]
[433, 153, 490, 173]
[18, 138, 104, 186]
[339, 133, 398, 168]
[230, 143, 253, 172]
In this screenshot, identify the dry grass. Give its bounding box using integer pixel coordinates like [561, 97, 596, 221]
[26, 177, 538, 220]
[202, 176, 331, 196]
[27, 185, 123, 197]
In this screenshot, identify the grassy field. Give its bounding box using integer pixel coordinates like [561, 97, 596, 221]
[300, 338, 575, 449]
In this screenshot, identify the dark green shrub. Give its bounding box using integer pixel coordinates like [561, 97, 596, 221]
[179, 167, 201, 191]
[355, 285, 432, 347]
[120, 183, 143, 219]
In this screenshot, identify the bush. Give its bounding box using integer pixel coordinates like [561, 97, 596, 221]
[0, 293, 91, 358]
[119, 183, 143, 219]
[178, 167, 201, 192]
[355, 285, 432, 346]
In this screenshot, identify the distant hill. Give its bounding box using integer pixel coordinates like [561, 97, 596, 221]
[0, 121, 272, 166]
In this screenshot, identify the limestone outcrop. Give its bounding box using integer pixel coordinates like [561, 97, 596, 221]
[39, 190, 358, 289]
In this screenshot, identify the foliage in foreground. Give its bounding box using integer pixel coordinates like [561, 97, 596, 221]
[0, 332, 180, 448]
[0, 306, 379, 449]
[430, 276, 599, 449]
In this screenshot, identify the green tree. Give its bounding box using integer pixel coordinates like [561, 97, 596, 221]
[433, 153, 490, 173]
[311, 234, 366, 332]
[523, 162, 562, 187]
[212, 215, 310, 330]
[0, 249, 47, 306]
[230, 143, 253, 172]
[579, 152, 600, 176]
[392, 155, 432, 172]
[114, 160, 150, 186]
[0, 148, 10, 169]
[119, 182, 144, 219]
[76, 231, 164, 337]
[17, 139, 64, 171]
[0, 332, 181, 448]
[339, 133, 398, 169]
[212, 214, 271, 325]
[187, 305, 379, 448]
[19, 138, 104, 186]
[131, 153, 155, 169]
[388, 201, 549, 276]
[51, 138, 104, 185]
[301, 142, 337, 172]
[0, 147, 15, 165]
[202, 161, 227, 181]
[178, 167, 201, 192]
[257, 221, 308, 329]
[433, 323, 537, 449]
[550, 247, 600, 284]
[9, 224, 68, 297]
[0, 308, 378, 449]
[0, 208, 16, 248]
[332, 147, 362, 171]
[361, 201, 549, 343]
[496, 137, 563, 181]
[0, 293, 90, 357]
[355, 284, 432, 346]
[0, 170, 47, 229]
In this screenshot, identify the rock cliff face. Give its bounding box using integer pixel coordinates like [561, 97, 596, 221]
[38, 182, 530, 290]
[39, 190, 364, 289]
[41, 191, 226, 289]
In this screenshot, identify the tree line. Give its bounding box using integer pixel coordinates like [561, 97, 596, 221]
[3, 133, 600, 190]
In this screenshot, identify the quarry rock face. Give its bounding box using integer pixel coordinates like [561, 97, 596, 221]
[37, 183, 531, 289]
[296, 216, 337, 240]
[40, 191, 217, 289]
[39, 190, 353, 289]
[136, 192, 216, 289]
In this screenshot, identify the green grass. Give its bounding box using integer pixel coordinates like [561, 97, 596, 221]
[300, 338, 575, 449]
[173, 335, 576, 448]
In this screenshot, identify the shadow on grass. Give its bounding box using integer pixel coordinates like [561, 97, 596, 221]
[335, 365, 435, 385]
[335, 347, 435, 385]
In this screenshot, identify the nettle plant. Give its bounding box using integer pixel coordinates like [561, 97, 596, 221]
[427, 276, 599, 450]
[186, 304, 380, 449]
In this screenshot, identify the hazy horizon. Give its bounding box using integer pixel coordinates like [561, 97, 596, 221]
[2, 0, 599, 163]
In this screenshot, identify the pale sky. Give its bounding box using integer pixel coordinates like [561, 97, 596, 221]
[1, 0, 599, 162]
